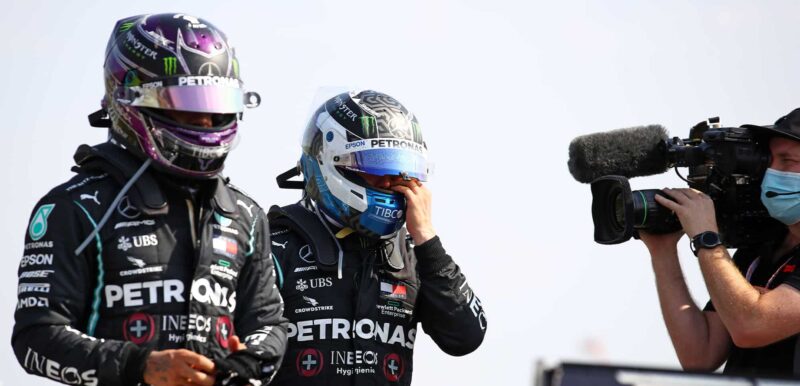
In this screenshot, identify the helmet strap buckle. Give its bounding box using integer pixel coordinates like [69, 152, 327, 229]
[276, 164, 305, 190]
[88, 109, 112, 128]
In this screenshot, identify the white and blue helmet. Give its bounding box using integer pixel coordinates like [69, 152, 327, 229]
[300, 90, 431, 238]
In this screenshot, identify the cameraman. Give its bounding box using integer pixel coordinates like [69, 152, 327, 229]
[642, 108, 800, 378]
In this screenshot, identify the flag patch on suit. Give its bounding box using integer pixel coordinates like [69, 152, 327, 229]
[380, 281, 407, 300]
[213, 235, 238, 258]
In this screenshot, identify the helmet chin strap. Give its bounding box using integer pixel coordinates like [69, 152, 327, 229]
[304, 197, 345, 280]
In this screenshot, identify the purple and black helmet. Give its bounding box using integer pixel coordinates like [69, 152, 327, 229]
[102, 13, 259, 178]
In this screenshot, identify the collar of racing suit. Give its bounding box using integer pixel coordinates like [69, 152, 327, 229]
[268, 202, 407, 275]
[73, 141, 238, 218]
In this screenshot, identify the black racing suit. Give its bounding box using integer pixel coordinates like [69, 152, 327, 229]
[268, 203, 486, 385]
[12, 144, 288, 385]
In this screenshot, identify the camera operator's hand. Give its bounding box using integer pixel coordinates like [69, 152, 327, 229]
[655, 188, 720, 238]
[143, 349, 216, 386]
[639, 230, 685, 255]
[391, 180, 436, 245]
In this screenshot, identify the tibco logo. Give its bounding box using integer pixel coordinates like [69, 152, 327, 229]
[374, 207, 403, 219]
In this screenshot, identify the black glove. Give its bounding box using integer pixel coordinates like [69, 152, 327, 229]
[214, 350, 276, 386]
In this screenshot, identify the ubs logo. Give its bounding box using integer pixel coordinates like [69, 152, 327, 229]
[296, 278, 332, 292]
[309, 277, 333, 289]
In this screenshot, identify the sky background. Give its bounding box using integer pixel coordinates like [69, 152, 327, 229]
[2, 1, 799, 385]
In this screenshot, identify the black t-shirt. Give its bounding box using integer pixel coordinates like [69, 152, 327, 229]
[704, 233, 800, 378]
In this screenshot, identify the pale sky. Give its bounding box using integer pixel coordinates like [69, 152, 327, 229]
[2, 1, 799, 385]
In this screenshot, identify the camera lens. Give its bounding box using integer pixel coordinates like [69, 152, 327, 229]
[630, 190, 648, 227]
[631, 189, 682, 234]
[591, 175, 635, 244]
[613, 191, 625, 230]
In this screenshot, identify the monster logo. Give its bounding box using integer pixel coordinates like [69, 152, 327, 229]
[164, 57, 178, 76]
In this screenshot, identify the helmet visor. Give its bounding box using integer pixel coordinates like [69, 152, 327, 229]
[116, 84, 246, 114]
[334, 148, 429, 181]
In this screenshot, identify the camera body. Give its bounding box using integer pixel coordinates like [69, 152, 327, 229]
[591, 118, 783, 246]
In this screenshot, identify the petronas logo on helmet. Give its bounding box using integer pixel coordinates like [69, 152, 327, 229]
[164, 57, 177, 76]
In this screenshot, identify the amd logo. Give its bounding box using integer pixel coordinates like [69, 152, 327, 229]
[17, 296, 49, 309]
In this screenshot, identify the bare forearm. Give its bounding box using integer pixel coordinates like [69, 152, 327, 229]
[650, 247, 720, 369]
[697, 247, 762, 343]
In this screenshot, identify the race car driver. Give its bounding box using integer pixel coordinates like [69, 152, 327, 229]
[12, 13, 287, 386]
[268, 90, 487, 385]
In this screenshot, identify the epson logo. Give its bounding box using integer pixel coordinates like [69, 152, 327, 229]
[191, 278, 237, 312]
[345, 140, 366, 150]
[24, 347, 98, 386]
[286, 318, 415, 349]
[105, 279, 185, 308]
[21, 254, 53, 267]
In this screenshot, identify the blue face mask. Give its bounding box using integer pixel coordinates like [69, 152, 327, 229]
[761, 168, 800, 225]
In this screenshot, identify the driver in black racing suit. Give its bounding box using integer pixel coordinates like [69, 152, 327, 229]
[12, 13, 287, 386]
[268, 90, 487, 385]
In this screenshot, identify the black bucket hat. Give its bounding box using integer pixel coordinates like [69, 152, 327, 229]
[743, 108, 800, 142]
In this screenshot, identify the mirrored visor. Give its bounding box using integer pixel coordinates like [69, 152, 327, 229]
[334, 148, 429, 181]
[115, 85, 246, 114]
